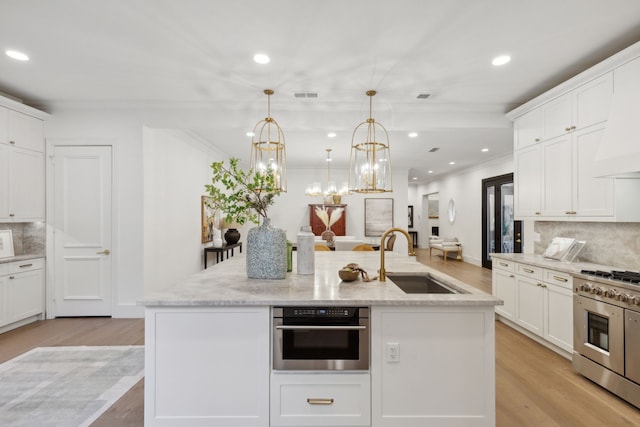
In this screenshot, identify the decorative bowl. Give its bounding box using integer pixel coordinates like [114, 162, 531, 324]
[338, 268, 360, 282]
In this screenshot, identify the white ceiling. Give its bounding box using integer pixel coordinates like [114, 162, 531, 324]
[2, 0, 640, 184]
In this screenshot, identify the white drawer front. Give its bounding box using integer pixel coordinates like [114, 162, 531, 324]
[493, 259, 515, 272]
[0, 263, 7, 276]
[7, 258, 44, 274]
[517, 263, 542, 280]
[271, 373, 370, 426]
[543, 269, 573, 289]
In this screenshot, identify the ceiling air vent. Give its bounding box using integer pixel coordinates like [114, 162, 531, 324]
[416, 93, 431, 99]
[428, 147, 440, 153]
[294, 92, 319, 99]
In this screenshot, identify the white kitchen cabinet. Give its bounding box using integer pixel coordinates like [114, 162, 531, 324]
[492, 259, 516, 321]
[270, 373, 370, 427]
[514, 108, 542, 150]
[514, 144, 542, 218]
[492, 259, 573, 356]
[0, 258, 45, 331]
[371, 305, 495, 427]
[541, 72, 613, 141]
[543, 270, 573, 353]
[6, 109, 44, 152]
[0, 144, 45, 221]
[541, 134, 573, 216]
[144, 306, 270, 427]
[0, 107, 7, 144]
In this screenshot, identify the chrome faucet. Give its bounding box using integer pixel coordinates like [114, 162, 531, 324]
[379, 227, 415, 281]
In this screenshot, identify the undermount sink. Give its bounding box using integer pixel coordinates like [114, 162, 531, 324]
[386, 273, 464, 294]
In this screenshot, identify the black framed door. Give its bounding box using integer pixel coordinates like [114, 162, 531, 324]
[482, 173, 522, 269]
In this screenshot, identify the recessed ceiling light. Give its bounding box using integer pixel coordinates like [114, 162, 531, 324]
[327, 132, 336, 138]
[449, 161, 456, 165]
[408, 132, 418, 138]
[6, 50, 29, 61]
[492, 55, 511, 66]
[246, 131, 255, 137]
[253, 53, 270, 64]
[428, 170, 433, 174]
[481, 148, 489, 152]
[412, 177, 418, 180]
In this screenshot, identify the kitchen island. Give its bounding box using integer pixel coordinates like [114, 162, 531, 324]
[141, 251, 501, 427]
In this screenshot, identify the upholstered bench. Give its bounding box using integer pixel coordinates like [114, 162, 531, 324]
[429, 238, 463, 262]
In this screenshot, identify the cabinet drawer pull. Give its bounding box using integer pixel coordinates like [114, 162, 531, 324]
[19, 264, 33, 268]
[552, 275, 568, 282]
[9, 213, 15, 217]
[9, 276, 15, 279]
[499, 262, 508, 267]
[522, 268, 535, 274]
[509, 274, 515, 278]
[9, 140, 15, 145]
[307, 398, 334, 405]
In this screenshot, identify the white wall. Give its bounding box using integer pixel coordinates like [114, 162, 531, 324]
[142, 128, 227, 293]
[410, 154, 514, 266]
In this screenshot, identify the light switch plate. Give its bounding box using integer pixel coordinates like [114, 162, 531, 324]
[386, 342, 400, 363]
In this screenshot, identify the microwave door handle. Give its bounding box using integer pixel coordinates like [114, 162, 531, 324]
[275, 325, 367, 331]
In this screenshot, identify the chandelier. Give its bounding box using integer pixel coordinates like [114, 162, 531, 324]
[306, 148, 349, 202]
[348, 90, 392, 193]
[250, 89, 287, 192]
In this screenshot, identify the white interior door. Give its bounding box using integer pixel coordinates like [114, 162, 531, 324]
[52, 145, 112, 316]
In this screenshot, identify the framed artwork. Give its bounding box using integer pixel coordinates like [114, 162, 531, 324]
[201, 196, 217, 243]
[428, 199, 439, 219]
[0, 230, 15, 258]
[408, 205, 414, 228]
[365, 198, 394, 237]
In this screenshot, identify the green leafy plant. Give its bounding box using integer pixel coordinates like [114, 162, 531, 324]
[205, 158, 281, 226]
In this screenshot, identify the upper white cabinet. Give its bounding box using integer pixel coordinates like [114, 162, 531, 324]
[509, 44, 640, 222]
[0, 100, 48, 222]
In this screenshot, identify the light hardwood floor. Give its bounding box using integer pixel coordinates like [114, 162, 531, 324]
[0, 250, 639, 426]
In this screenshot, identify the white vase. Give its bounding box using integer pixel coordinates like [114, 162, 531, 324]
[296, 226, 315, 275]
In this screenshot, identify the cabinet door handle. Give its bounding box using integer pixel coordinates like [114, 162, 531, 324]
[565, 127, 572, 132]
[523, 268, 535, 274]
[19, 263, 33, 268]
[307, 398, 334, 405]
[553, 276, 568, 282]
[9, 276, 15, 279]
[96, 249, 111, 255]
[535, 138, 540, 142]
[9, 213, 15, 217]
[9, 140, 15, 145]
[509, 274, 515, 278]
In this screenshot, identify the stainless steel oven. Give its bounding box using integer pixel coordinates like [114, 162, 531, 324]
[573, 270, 640, 408]
[272, 306, 369, 371]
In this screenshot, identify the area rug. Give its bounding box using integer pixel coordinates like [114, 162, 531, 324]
[0, 346, 144, 427]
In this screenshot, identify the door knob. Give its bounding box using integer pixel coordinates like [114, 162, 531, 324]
[96, 249, 111, 255]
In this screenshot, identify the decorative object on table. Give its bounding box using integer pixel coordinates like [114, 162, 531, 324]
[348, 90, 392, 193]
[315, 205, 343, 245]
[339, 263, 377, 282]
[249, 89, 287, 192]
[305, 148, 349, 203]
[364, 198, 393, 236]
[206, 157, 286, 279]
[201, 195, 218, 244]
[543, 237, 585, 262]
[408, 205, 414, 228]
[0, 230, 15, 258]
[309, 203, 347, 236]
[222, 219, 241, 244]
[296, 226, 315, 275]
[212, 229, 223, 248]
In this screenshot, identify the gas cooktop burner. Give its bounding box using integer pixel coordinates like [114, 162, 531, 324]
[581, 269, 640, 284]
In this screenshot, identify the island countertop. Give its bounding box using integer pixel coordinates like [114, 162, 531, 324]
[140, 251, 502, 307]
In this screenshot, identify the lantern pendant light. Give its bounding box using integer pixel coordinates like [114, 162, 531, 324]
[348, 90, 392, 193]
[250, 89, 287, 192]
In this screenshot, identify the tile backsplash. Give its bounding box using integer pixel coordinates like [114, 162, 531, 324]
[0, 222, 46, 256]
[534, 221, 640, 270]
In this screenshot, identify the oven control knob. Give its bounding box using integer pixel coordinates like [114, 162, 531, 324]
[606, 289, 619, 299]
[632, 296, 640, 306]
[580, 283, 592, 292]
[594, 287, 604, 296]
[620, 294, 630, 303]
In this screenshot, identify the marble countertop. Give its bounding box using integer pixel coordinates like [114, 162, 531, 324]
[0, 254, 44, 264]
[141, 252, 501, 307]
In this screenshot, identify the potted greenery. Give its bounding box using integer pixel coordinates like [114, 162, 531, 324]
[205, 158, 287, 279]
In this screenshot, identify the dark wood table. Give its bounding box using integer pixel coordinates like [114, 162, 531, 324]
[204, 242, 242, 268]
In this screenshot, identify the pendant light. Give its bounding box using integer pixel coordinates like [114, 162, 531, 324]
[348, 90, 392, 193]
[305, 149, 349, 201]
[250, 89, 287, 192]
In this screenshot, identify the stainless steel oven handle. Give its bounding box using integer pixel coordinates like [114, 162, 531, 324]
[275, 325, 367, 331]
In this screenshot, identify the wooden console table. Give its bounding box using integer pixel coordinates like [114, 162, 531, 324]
[204, 242, 242, 269]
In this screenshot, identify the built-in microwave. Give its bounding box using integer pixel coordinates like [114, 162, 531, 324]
[272, 306, 369, 371]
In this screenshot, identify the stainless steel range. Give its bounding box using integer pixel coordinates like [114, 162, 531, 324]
[573, 269, 640, 408]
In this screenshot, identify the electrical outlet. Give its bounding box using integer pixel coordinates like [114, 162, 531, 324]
[386, 342, 400, 363]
